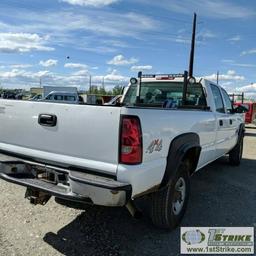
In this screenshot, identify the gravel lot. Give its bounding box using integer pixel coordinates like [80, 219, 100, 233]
[0, 128, 255, 256]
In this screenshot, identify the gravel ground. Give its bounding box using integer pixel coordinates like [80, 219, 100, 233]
[0, 128, 255, 256]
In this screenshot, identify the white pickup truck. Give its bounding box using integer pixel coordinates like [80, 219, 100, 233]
[0, 74, 245, 229]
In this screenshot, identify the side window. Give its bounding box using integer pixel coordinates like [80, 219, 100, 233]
[210, 84, 225, 113]
[46, 94, 53, 100]
[54, 95, 63, 101]
[64, 95, 76, 101]
[221, 88, 233, 114]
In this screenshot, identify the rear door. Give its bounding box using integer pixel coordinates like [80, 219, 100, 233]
[0, 100, 121, 175]
[220, 88, 239, 151]
[210, 84, 230, 158]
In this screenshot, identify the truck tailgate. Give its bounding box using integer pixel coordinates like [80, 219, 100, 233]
[0, 100, 121, 175]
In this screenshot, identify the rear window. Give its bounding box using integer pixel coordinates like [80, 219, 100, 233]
[123, 82, 206, 108]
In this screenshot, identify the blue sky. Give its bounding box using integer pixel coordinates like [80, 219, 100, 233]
[0, 0, 256, 96]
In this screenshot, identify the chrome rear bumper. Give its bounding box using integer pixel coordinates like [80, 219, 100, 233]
[0, 153, 131, 207]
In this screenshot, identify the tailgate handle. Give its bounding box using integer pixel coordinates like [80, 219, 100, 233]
[38, 114, 57, 127]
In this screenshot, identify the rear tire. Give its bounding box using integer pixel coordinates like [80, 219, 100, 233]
[229, 138, 243, 166]
[150, 160, 190, 230]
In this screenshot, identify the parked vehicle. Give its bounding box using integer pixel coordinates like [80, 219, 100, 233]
[43, 86, 77, 98]
[0, 73, 245, 229]
[42, 91, 81, 104]
[29, 94, 43, 101]
[234, 102, 256, 125]
[104, 95, 122, 105]
[2, 92, 16, 99]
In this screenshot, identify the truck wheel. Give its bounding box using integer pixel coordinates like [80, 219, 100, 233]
[150, 160, 190, 230]
[229, 138, 243, 166]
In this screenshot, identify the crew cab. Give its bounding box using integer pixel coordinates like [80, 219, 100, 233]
[0, 73, 245, 229]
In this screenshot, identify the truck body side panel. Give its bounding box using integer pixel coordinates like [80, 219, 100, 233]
[118, 107, 217, 196]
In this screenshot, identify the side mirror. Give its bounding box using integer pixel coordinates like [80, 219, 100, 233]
[233, 105, 249, 113]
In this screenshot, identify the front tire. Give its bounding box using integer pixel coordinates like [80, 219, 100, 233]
[150, 160, 190, 230]
[229, 137, 243, 166]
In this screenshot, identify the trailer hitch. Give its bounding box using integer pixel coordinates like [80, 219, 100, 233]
[25, 188, 51, 205]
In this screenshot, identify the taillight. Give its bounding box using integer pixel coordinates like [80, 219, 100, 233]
[120, 116, 142, 164]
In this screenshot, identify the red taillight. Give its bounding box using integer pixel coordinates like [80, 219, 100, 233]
[120, 116, 142, 164]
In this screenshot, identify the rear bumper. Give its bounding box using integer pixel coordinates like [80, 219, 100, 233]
[0, 154, 131, 207]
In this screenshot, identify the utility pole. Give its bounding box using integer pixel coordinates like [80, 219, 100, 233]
[39, 77, 42, 88]
[102, 76, 105, 89]
[216, 71, 219, 85]
[89, 75, 92, 93]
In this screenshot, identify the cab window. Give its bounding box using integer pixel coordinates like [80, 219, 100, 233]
[221, 88, 233, 114]
[210, 84, 225, 113]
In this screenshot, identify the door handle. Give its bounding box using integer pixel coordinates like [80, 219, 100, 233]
[229, 119, 233, 125]
[38, 114, 57, 127]
[219, 120, 223, 126]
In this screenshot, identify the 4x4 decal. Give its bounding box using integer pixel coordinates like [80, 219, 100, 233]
[146, 139, 163, 154]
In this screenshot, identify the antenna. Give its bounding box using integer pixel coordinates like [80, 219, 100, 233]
[188, 13, 197, 78]
[182, 13, 197, 105]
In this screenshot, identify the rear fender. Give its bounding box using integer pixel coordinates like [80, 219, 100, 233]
[160, 133, 201, 188]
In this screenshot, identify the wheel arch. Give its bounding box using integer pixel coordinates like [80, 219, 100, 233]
[160, 132, 201, 188]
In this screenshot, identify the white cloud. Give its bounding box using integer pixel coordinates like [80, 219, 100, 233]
[174, 36, 190, 44]
[241, 49, 256, 56]
[64, 63, 88, 69]
[236, 83, 256, 93]
[138, 0, 255, 19]
[0, 67, 129, 89]
[221, 59, 256, 68]
[204, 70, 245, 81]
[131, 65, 153, 71]
[107, 55, 138, 66]
[10, 64, 33, 69]
[0, 33, 54, 53]
[231, 63, 256, 68]
[0, 69, 50, 80]
[104, 69, 128, 81]
[228, 35, 241, 42]
[221, 59, 234, 63]
[0, 64, 32, 69]
[61, 0, 119, 7]
[72, 70, 89, 76]
[39, 59, 58, 67]
[93, 69, 129, 83]
[0, 10, 159, 55]
[197, 30, 217, 41]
